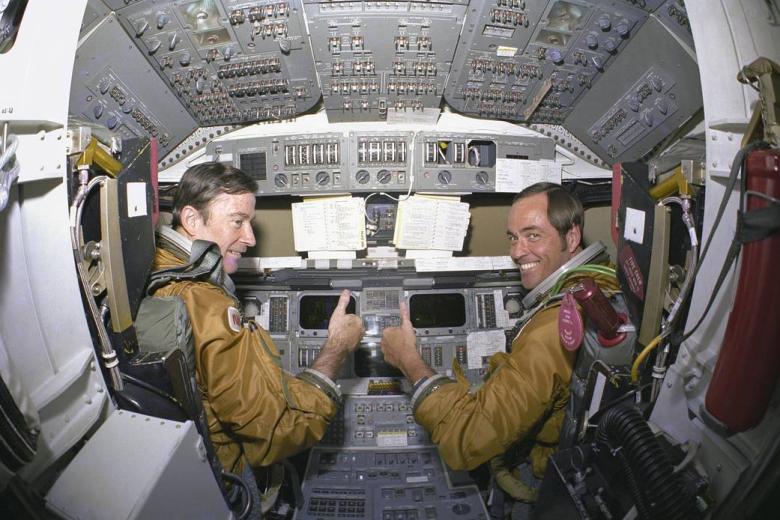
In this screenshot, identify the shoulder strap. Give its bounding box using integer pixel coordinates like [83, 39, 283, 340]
[147, 240, 224, 295]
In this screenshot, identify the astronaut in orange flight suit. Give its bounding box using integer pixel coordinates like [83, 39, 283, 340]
[150, 163, 364, 510]
[381, 183, 617, 514]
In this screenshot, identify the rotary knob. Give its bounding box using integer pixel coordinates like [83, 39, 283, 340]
[156, 13, 170, 30]
[437, 170, 452, 185]
[377, 169, 392, 184]
[355, 170, 371, 184]
[168, 32, 179, 51]
[179, 52, 191, 67]
[615, 19, 630, 38]
[590, 56, 604, 71]
[315, 171, 330, 186]
[598, 14, 611, 31]
[274, 173, 289, 188]
[93, 103, 104, 119]
[604, 38, 617, 54]
[475, 171, 489, 185]
[586, 32, 598, 49]
[548, 49, 564, 65]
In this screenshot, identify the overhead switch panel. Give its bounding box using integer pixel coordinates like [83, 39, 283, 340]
[303, 0, 469, 122]
[445, 0, 649, 124]
[70, 13, 198, 157]
[113, 0, 321, 126]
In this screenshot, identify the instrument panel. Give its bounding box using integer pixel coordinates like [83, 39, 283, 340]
[237, 132, 349, 192]
[296, 446, 488, 519]
[303, 0, 469, 122]
[444, 0, 646, 123]
[238, 269, 522, 519]
[241, 283, 525, 385]
[113, 0, 319, 126]
[350, 132, 414, 191]
[205, 121, 557, 195]
[73, 0, 700, 164]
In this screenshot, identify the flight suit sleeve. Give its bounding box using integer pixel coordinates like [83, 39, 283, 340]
[178, 282, 339, 468]
[413, 307, 574, 471]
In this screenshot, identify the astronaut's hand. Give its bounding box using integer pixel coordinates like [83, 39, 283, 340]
[326, 289, 364, 354]
[381, 303, 434, 383]
[311, 291, 364, 380]
[380, 302, 416, 368]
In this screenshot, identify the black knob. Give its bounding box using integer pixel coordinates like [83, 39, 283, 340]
[438, 170, 452, 185]
[356, 170, 370, 184]
[274, 173, 288, 187]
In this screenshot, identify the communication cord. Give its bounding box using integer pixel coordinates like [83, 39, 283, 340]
[636, 196, 699, 397]
[69, 171, 124, 391]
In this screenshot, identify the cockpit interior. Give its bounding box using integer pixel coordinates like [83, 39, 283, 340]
[0, 1, 778, 519]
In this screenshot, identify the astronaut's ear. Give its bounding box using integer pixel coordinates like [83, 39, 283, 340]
[179, 205, 204, 236]
[565, 224, 581, 254]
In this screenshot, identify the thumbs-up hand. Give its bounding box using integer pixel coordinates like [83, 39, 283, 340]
[326, 289, 365, 354]
[381, 301, 426, 380]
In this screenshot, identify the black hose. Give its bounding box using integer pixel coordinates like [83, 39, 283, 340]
[613, 441, 653, 519]
[222, 470, 254, 520]
[596, 406, 699, 520]
[281, 458, 304, 510]
[120, 372, 187, 414]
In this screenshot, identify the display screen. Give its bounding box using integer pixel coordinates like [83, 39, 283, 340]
[354, 344, 403, 378]
[239, 152, 267, 181]
[362, 314, 401, 336]
[299, 295, 357, 330]
[409, 293, 466, 328]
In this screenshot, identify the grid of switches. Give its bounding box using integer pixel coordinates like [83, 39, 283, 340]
[307, 497, 366, 518]
[284, 142, 340, 167]
[356, 139, 408, 165]
[268, 296, 288, 333]
[298, 347, 321, 368]
[476, 293, 497, 329]
[420, 345, 444, 367]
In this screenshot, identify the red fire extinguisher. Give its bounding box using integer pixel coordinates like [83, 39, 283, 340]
[704, 148, 780, 433]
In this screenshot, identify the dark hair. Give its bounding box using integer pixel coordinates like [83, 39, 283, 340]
[512, 182, 584, 243]
[171, 162, 258, 228]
